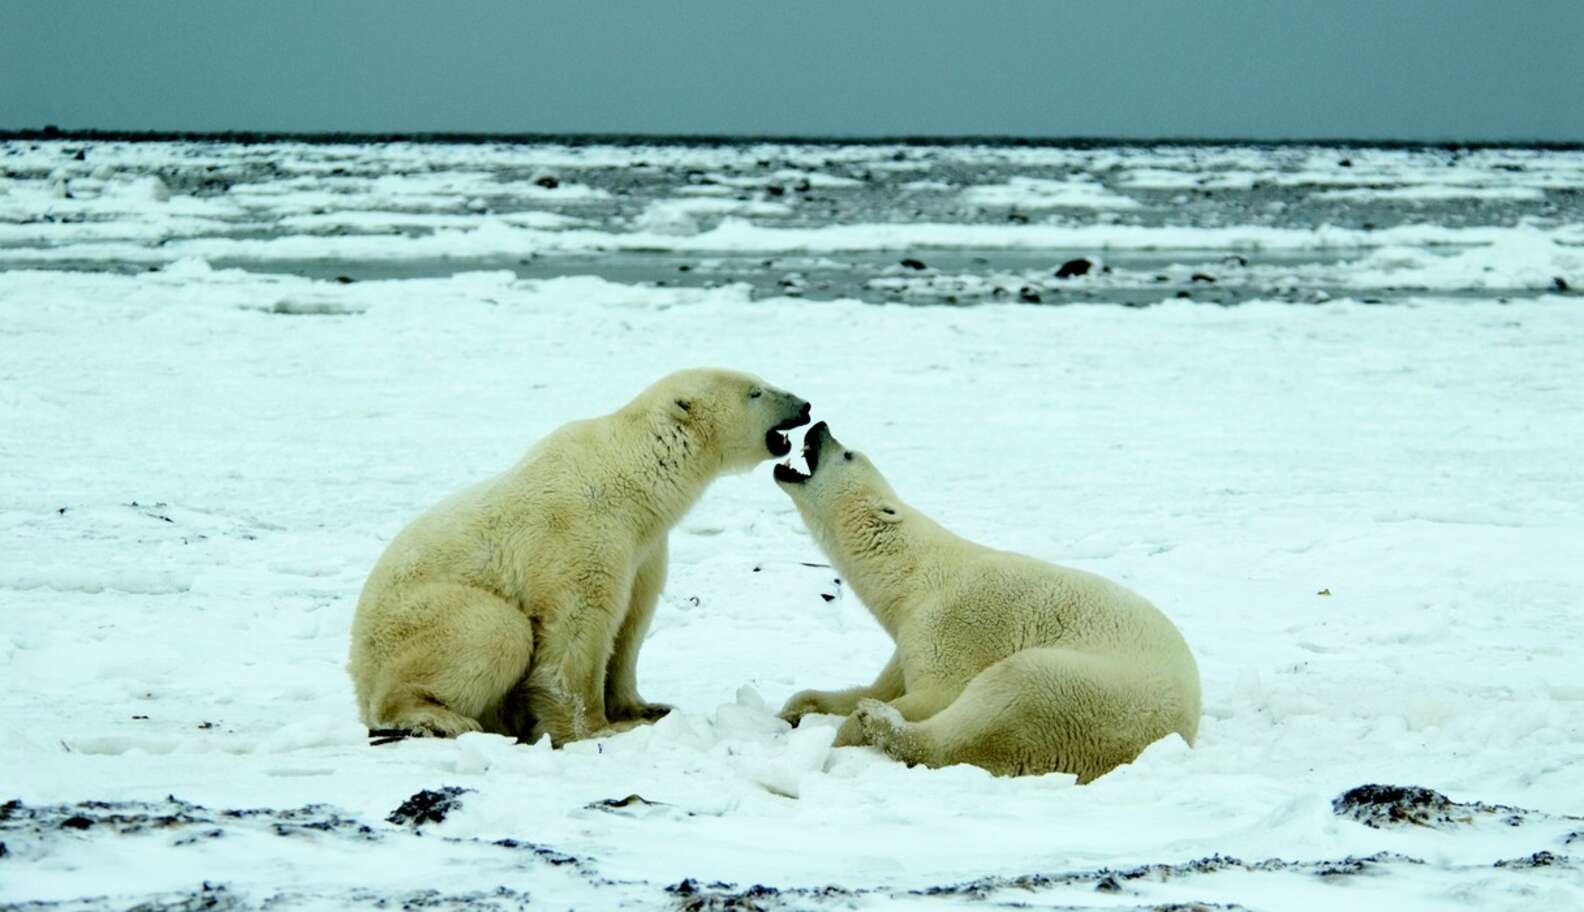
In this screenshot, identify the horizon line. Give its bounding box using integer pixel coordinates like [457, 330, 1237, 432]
[3, 126, 1581, 152]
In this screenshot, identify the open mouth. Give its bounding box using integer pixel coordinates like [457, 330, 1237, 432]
[765, 403, 813, 457]
[773, 421, 825, 484]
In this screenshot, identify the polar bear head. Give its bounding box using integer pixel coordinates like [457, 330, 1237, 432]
[646, 368, 812, 473]
[773, 421, 909, 557]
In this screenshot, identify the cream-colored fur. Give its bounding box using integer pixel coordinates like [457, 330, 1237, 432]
[348, 369, 810, 746]
[775, 423, 1200, 782]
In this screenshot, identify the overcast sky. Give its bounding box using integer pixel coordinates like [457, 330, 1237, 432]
[3, 1, 1579, 141]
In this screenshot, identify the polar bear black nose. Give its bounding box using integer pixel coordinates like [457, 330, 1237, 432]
[795, 400, 812, 422]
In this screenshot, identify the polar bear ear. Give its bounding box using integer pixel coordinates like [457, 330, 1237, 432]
[875, 502, 903, 523]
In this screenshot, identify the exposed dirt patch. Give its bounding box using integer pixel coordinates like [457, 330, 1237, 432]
[1, 796, 378, 847]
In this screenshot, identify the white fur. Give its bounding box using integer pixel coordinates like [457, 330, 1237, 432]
[348, 368, 808, 745]
[777, 424, 1201, 782]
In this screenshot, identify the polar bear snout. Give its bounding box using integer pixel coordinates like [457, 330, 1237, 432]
[764, 394, 813, 457]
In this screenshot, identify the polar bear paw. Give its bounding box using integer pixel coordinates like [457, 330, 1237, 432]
[835, 698, 929, 767]
[779, 689, 836, 726]
[833, 698, 904, 747]
[370, 706, 483, 743]
[608, 701, 674, 723]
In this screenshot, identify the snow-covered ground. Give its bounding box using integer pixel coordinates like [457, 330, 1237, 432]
[2, 140, 1582, 910]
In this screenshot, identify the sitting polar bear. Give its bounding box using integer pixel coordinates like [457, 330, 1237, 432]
[774, 422, 1200, 782]
[348, 369, 810, 746]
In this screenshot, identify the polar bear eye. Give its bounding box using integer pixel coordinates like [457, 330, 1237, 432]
[749, 389, 762, 399]
[844, 451, 853, 460]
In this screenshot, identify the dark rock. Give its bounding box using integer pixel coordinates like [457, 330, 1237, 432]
[899, 257, 927, 270]
[387, 787, 470, 827]
[1191, 272, 1216, 283]
[1054, 257, 1092, 279]
[667, 878, 700, 896]
[1018, 287, 1042, 303]
[120, 883, 239, 912]
[72, 148, 86, 161]
[61, 815, 93, 830]
[533, 175, 559, 189]
[333, 275, 356, 284]
[1338, 158, 1353, 167]
[1495, 851, 1564, 868]
[765, 184, 785, 197]
[667, 881, 782, 912]
[492, 838, 579, 866]
[1331, 783, 1533, 831]
[1554, 276, 1570, 292]
[588, 794, 658, 811]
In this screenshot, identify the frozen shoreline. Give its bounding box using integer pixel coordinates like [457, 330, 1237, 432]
[5, 138, 1578, 311]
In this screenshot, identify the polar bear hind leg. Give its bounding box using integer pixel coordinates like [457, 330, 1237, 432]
[362, 583, 535, 738]
[850, 648, 1167, 783]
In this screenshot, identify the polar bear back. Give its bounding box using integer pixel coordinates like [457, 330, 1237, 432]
[906, 546, 1201, 737]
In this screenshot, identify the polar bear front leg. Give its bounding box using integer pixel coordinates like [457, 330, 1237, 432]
[780, 652, 905, 725]
[605, 544, 673, 724]
[523, 588, 622, 747]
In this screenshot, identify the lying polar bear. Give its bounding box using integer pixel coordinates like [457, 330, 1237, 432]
[775, 422, 1200, 782]
[349, 369, 810, 746]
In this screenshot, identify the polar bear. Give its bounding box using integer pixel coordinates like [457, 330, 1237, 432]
[349, 369, 810, 746]
[774, 422, 1200, 782]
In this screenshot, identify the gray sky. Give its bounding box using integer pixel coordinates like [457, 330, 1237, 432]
[3, 1, 1579, 141]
